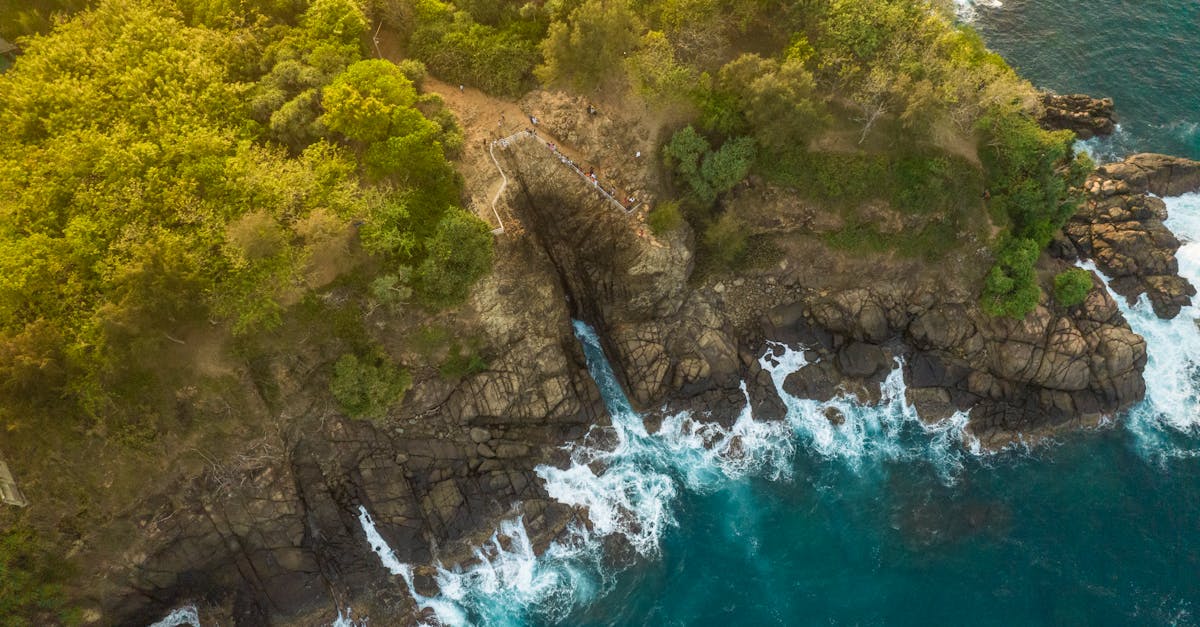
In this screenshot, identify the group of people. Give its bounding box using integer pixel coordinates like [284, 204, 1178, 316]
[489, 110, 638, 213]
[541, 138, 637, 211]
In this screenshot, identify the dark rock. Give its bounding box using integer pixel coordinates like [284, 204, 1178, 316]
[1038, 93, 1116, 139]
[835, 341, 890, 378]
[782, 361, 840, 402]
[823, 407, 846, 426]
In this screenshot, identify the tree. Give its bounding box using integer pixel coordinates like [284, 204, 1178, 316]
[701, 135, 756, 195]
[415, 209, 495, 307]
[625, 30, 696, 105]
[663, 126, 755, 206]
[703, 212, 748, 266]
[1054, 268, 1093, 308]
[663, 125, 714, 203]
[536, 0, 642, 89]
[321, 59, 418, 143]
[981, 237, 1041, 319]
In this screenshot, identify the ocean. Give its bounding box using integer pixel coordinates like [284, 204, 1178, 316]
[339, 2, 1200, 625]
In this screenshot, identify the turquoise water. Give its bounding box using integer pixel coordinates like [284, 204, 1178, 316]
[971, 0, 1200, 160]
[334, 4, 1200, 625]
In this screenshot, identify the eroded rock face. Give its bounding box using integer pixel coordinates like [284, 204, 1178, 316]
[100, 103, 1187, 626]
[1039, 93, 1116, 139]
[1063, 153, 1200, 318]
[500, 138, 744, 416]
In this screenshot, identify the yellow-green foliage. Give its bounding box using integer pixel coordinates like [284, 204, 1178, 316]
[0, 0, 491, 428]
[647, 201, 684, 235]
[537, 0, 642, 89]
[407, 0, 541, 96]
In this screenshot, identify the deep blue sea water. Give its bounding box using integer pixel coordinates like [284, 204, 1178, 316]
[332, 3, 1200, 626]
[970, 0, 1200, 161]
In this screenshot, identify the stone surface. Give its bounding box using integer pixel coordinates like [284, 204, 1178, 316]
[1038, 93, 1116, 139]
[1064, 153, 1200, 318]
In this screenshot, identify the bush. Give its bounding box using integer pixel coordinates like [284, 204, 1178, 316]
[662, 126, 755, 207]
[647, 201, 684, 235]
[981, 237, 1041, 319]
[414, 209, 495, 308]
[330, 352, 411, 420]
[702, 212, 748, 266]
[701, 136, 756, 195]
[1054, 268, 1093, 308]
[977, 108, 1085, 247]
[408, 1, 540, 97]
[975, 107, 1092, 319]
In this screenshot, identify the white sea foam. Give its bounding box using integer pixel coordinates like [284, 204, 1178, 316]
[1080, 192, 1200, 462]
[758, 342, 974, 479]
[952, 0, 1002, 22]
[1074, 124, 1134, 165]
[361, 320, 981, 624]
[148, 606, 200, 627]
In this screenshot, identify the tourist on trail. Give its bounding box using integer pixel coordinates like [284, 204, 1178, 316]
[635, 151, 641, 159]
[459, 84, 464, 92]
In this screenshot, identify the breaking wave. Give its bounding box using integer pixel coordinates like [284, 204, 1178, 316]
[351, 320, 978, 624]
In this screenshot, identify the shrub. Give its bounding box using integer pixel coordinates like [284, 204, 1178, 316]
[414, 209, 495, 308]
[701, 136, 756, 195]
[1054, 268, 1093, 308]
[703, 212, 748, 266]
[662, 126, 755, 207]
[981, 237, 1041, 319]
[330, 352, 411, 420]
[975, 107, 1093, 319]
[647, 201, 684, 235]
[408, 1, 540, 97]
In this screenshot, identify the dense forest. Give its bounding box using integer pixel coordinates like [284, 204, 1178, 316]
[0, 0, 1093, 622]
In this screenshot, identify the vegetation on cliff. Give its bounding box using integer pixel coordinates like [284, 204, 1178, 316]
[0, 0, 1102, 619]
[0, 0, 491, 431]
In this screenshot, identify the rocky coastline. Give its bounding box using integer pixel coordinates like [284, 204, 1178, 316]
[92, 94, 1200, 625]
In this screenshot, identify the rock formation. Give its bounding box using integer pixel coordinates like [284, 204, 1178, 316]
[1039, 93, 1117, 139]
[86, 96, 1196, 627]
[1061, 153, 1200, 318]
[99, 233, 606, 625]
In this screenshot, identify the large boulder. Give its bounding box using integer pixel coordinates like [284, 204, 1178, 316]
[1038, 93, 1116, 139]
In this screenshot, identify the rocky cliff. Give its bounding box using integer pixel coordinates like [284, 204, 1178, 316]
[80, 101, 1200, 626]
[1039, 93, 1117, 139]
[98, 233, 607, 625]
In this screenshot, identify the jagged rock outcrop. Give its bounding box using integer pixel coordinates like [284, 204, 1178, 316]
[756, 271, 1146, 448]
[499, 138, 743, 415]
[92, 91, 1193, 626]
[1039, 93, 1116, 139]
[1062, 153, 1200, 317]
